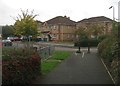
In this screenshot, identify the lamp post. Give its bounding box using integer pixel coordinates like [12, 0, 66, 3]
[118, 1, 120, 22]
[109, 6, 115, 21]
[109, 6, 115, 32]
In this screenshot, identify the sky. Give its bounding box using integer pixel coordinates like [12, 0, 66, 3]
[0, 0, 120, 25]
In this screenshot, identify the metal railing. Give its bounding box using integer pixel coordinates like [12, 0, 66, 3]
[12, 42, 55, 61]
[32, 45, 55, 61]
[38, 46, 55, 61]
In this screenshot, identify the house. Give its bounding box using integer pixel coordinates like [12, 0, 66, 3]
[38, 16, 76, 42]
[38, 16, 113, 42]
[76, 16, 113, 36]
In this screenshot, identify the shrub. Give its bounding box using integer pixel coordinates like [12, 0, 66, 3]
[98, 35, 120, 84]
[97, 36, 115, 67]
[2, 47, 41, 85]
[97, 35, 108, 42]
[74, 38, 99, 47]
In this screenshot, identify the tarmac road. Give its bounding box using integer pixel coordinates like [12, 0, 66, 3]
[32, 47, 114, 84]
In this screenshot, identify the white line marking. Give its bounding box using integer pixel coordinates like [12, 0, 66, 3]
[100, 58, 115, 84]
[75, 52, 77, 55]
[82, 52, 85, 58]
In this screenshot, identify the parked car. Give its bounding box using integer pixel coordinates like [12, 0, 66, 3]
[20, 36, 29, 41]
[7, 37, 21, 41]
[2, 39, 12, 46]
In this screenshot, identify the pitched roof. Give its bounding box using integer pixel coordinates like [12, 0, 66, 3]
[77, 16, 113, 23]
[45, 16, 76, 26]
[36, 20, 43, 23]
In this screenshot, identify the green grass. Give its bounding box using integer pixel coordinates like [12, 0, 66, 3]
[41, 61, 60, 75]
[51, 51, 71, 60]
[41, 50, 71, 75]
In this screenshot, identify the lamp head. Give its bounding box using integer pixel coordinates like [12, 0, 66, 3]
[109, 6, 113, 9]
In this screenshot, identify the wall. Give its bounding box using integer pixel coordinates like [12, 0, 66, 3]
[50, 25, 76, 41]
[76, 21, 112, 36]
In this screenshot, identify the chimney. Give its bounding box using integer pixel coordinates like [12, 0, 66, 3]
[64, 15, 67, 18]
[68, 17, 70, 19]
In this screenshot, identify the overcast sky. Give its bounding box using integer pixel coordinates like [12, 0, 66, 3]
[0, 0, 119, 25]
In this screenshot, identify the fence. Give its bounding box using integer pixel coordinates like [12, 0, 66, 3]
[12, 42, 55, 61]
[33, 45, 55, 61]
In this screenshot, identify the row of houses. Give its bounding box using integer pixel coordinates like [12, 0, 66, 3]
[38, 16, 113, 42]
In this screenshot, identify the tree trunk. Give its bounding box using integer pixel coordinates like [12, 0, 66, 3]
[87, 42, 90, 53]
[78, 46, 81, 52]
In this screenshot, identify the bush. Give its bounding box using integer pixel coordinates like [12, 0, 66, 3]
[2, 47, 41, 85]
[97, 37, 115, 69]
[98, 36, 115, 61]
[74, 38, 99, 47]
[97, 35, 108, 42]
[98, 35, 120, 84]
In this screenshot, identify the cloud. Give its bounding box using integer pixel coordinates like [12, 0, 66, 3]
[0, 1, 16, 25]
[0, 0, 119, 25]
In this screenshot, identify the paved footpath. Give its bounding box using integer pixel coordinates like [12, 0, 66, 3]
[32, 49, 114, 84]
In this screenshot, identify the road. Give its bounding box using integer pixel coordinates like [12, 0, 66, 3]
[32, 47, 114, 84]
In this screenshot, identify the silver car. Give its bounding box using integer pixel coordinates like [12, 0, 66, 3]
[2, 39, 12, 46]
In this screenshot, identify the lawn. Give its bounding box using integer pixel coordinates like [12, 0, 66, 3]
[51, 51, 71, 60]
[41, 50, 71, 75]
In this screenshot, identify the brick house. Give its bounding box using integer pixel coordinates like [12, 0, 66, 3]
[38, 16, 113, 42]
[76, 16, 113, 37]
[38, 16, 76, 42]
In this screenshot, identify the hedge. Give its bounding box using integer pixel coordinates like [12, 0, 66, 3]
[2, 47, 41, 85]
[74, 38, 99, 47]
[98, 36, 120, 84]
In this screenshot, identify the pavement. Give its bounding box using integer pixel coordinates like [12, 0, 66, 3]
[32, 48, 114, 84]
[36, 42, 74, 48]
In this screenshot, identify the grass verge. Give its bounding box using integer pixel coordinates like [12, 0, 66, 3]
[41, 50, 71, 75]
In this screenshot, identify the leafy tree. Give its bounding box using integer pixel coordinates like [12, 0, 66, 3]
[75, 27, 87, 53]
[76, 23, 105, 53]
[2, 25, 14, 39]
[89, 23, 104, 38]
[14, 10, 38, 38]
[85, 23, 105, 53]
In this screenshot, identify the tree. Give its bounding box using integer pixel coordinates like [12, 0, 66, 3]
[85, 23, 105, 53]
[76, 23, 105, 53]
[2, 25, 14, 39]
[75, 27, 87, 53]
[14, 10, 38, 38]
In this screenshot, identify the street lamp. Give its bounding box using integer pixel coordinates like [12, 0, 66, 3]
[109, 6, 115, 21]
[109, 6, 115, 31]
[118, 1, 120, 22]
